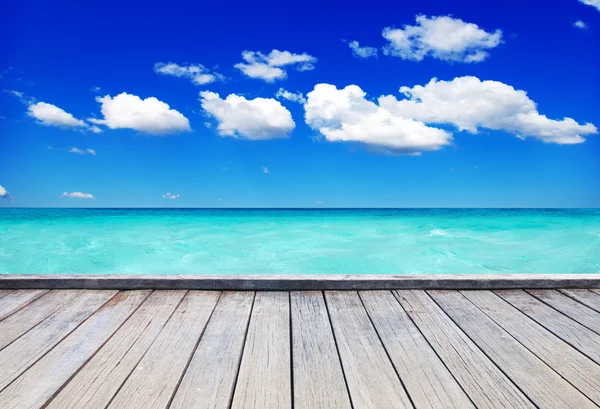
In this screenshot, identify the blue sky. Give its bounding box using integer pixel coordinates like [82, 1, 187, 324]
[0, 0, 599, 208]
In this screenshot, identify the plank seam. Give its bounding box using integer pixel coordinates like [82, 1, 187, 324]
[0, 289, 123, 394]
[457, 290, 598, 407]
[0, 290, 50, 323]
[357, 291, 416, 409]
[424, 290, 540, 409]
[322, 291, 355, 409]
[390, 290, 478, 409]
[558, 290, 600, 313]
[164, 291, 223, 409]
[40, 290, 155, 409]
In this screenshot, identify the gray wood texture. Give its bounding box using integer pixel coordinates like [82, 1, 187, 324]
[360, 290, 475, 409]
[170, 291, 255, 409]
[395, 290, 534, 409]
[0, 290, 81, 350]
[0, 290, 116, 390]
[430, 290, 597, 409]
[0, 290, 148, 409]
[1, 273, 599, 290]
[325, 291, 413, 409]
[231, 292, 291, 409]
[0, 290, 48, 320]
[46, 290, 185, 409]
[528, 289, 600, 334]
[496, 289, 600, 364]
[107, 291, 221, 409]
[290, 291, 352, 409]
[560, 289, 600, 312]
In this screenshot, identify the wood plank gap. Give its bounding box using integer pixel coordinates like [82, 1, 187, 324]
[0, 290, 50, 321]
[559, 289, 600, 313]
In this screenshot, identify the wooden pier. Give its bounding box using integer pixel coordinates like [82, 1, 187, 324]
[0, 275, 599, 408]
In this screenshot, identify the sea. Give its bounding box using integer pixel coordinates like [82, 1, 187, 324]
[0, 208, 599, 275]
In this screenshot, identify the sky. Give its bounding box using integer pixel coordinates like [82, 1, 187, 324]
[0, 0, 599, 208]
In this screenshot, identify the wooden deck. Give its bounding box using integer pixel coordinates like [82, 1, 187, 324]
[0, 288, 600, 408]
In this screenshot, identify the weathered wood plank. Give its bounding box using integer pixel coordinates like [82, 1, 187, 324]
[0, 290, 149, 409]
[430, 290, 597, 409]
[107, 291, 221, 409]
[231, 292, 291, 409]
[46, 290, 186, 409]
[360, 290, 475, 409]
[0, 290, 117, 391]
[496, 290, 600, 364]
[1, 273, 599, 290]
[528, 290, 600, 334]
[394, 290, 534, 409]
[560, 289, 600, 312]
[0, 290, 82, 351]
[170, 291, 255, 409]
[0, 290, 48, 321]
[290, 291, 352, 409]
[0, 291, 13, 300]
[325, 291, 413, 409]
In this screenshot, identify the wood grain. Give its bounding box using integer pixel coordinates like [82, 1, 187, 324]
[528, 289, 600, 334]
[0, 290, 48, 321]
[560, 289, 600, 312]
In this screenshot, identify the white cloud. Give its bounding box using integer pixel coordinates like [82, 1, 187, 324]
[0, 185, 11, 199]
[275, 88, 306, 104]
[304, 83, 452, 153]
[28, 102, 88, 128]
[573, 20, 587, 29]
[382, 15, 502, 63]
[68, 147, 96, 156]
[579, 0, 600, 11]
[200, 91, 295, 139]
[315, 200, 325, 205]
[154, 62, 225, 85]
[90, 92, 191, 135]
[61, 192, 95, 199]
[162, 193, 180, 199]
[346, 40, 378, 59]
[89, 125, 103, 133]
[91, 86, 102, 93]
[234, 50, 317, 82]
[263, 167, 270, 174]
[378, 76, 597, 144]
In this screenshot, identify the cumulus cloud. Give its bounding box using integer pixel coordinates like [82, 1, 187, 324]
[61, 192, 95, 199]
[579, 0, 600, 11]
[304, 83, 452, 153]
[28, 102, 88, 128]
[234, 50, 317, 82]
[200, 91, 295, 139]
[0, 185, 12, 199]
[378, 76, 597, 144]
[275, 88, 306, 103]
[573, 20, 587, 29]
[68, 147, 96, 156]
[90, 92, 191, 135]
[162, 193, 180, 199]
[346, 40, 378, 59]
[154, 62, 225, 85]
[382, 15, 502, 63]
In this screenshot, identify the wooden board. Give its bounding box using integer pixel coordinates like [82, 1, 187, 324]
[430, 290, 597, 409]
[394, 290, 534, 409]
[0, 290, 48, 321]
[106, 291, 221, 409]
[360, 290, 475, 409]
[290, 291, 352, 409]
[496, 290, 600, 364]
[0, 290, 116, 391]
[560, 289, 600, 312]
[231, 292, 291, 409]
[0, 290, 81, 350]
[0, 290, 149, 409]
[325, 291, 413, 409]
[170, 291, 255, 409]
[46, 290, 186, 409]
[528, 290, 600, 334]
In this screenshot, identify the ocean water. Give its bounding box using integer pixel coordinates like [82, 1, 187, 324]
[0, 208, 599, 275]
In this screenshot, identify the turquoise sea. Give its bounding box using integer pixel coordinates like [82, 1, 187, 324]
[0, 209, 599, 275]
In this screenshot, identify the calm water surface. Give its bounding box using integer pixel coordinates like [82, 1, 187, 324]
[0, 209, 599, 275]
